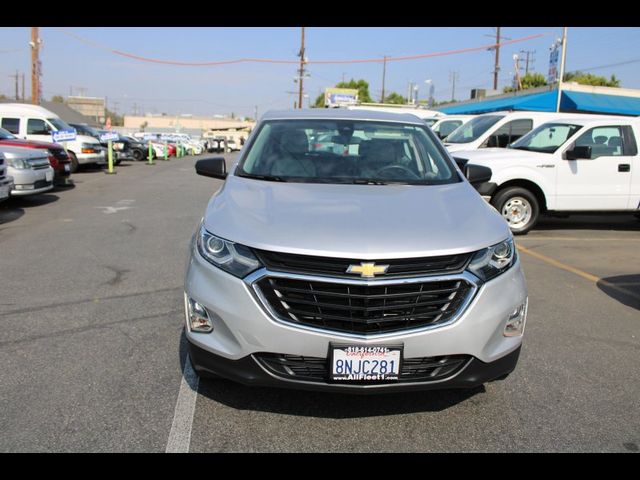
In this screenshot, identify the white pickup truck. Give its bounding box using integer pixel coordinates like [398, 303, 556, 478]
[453, 116, 640, 233]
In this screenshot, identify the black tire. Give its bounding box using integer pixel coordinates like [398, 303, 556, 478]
[68, 151, 79, 173]
[132, 149, 144, 161]
[491, 187, 540, 235]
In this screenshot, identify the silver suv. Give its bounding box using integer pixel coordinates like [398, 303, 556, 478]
[185, 109, 528, 393]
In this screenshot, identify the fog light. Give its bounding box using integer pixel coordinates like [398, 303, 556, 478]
[186, 296, 213, 333]
[504, 299, 527, 337]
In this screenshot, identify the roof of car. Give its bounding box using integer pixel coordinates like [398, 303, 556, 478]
[261, 108, 427, 124]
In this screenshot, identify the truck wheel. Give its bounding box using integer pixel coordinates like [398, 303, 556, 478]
[69, 152, 79, 173]
[491, 187, 540, 235]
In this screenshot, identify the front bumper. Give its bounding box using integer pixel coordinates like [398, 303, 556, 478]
[185, 248, 527, 392]
[188, 341, 521, 394]
[8, 167, 54, 196]
[0, 176, 14, 202]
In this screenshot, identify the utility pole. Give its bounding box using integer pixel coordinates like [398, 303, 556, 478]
[297, 27, 306, 110]
[449, 71, 459, 101]
[21, 73, 25, 101]
[556, 27, 568, 113]
[493, 27, 501, 91]
[520, 49, 536, 75]
[10, 71, 19, 100]
[380, 56, 387, 103]
[30, 27, 41, 105]
[407, 82, 413, 105]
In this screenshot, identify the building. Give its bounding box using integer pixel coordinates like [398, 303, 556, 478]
[436, 83, 640, 116]
[66, 96, 106, 125]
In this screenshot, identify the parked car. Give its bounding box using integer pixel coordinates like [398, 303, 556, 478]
[185, 108, 527, 394]
[0, 127, 71, 186]
[0, 144, 55, 196]
[0, 104, 105, 172]
[430, 115, 474, 140]
[0, 151, 15, 203]
[117, 135, 153, 161]
[347, 105, 446, 127]
[68, 123, 121, 166]
[451, 116, 640, 233]
[225, 139, 240, 152]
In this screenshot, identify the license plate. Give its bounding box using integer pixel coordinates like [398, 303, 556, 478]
[64, 164, 70, 172]
[330, 344, 402, 382]
[45, 171, 53, 182]
[0, 185, 9, 199]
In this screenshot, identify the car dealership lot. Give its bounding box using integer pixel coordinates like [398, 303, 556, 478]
[0, 156, 638, 452]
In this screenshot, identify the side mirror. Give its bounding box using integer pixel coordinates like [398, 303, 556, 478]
[465, 164, 492, 185]
[195, 157, 227, 179]
[565, 145, 591, 160]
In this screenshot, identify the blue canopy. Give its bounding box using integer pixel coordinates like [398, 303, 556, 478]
[437, 88, 640, 117]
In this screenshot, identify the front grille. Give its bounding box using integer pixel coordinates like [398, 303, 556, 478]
[253, 250, 472, 278]
[256, 277, 473, 335]
[255, 353, 471, 384]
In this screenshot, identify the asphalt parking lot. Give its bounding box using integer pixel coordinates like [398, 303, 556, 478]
[0, 156, 638, 453]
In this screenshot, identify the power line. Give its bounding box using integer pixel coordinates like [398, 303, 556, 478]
[54, 27, 551, 67]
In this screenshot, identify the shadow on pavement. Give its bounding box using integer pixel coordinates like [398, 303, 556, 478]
[178, 330, 485, 418]
[6, 193, 59, 209]
[0, 205, 24, 225]
[597, 275, 640, 311]
[535, 214, 640, 232]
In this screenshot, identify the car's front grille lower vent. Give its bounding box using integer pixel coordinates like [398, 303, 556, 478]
[255, 353, 471, 384]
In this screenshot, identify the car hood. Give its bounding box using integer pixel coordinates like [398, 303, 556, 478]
[450, 148, 547, 166]
[0, 144, 51, 159]
[202, 175, 511, 259]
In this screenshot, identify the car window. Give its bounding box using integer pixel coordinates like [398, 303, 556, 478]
[27, 118, 51, 135]
[435, 120, 463, 139]
[574, 126, 625, 158]
[510, 123, 582, 153]
[1, 117, 20, 134]
[445, 115, 504, 144]
[484, 119, 533, 148]
[238, 119, 458, 185]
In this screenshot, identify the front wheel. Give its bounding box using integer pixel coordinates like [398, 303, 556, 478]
[68, 152, 79, 173]
[491, 187, 540, 235]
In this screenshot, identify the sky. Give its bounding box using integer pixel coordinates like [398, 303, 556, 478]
[1, 26, 640, 120]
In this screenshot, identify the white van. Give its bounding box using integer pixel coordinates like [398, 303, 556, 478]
[0, 103, 105, 172]
[443, 111, 590, 153]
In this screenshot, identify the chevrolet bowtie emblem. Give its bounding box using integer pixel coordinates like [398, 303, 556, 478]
[346, 262, 389, 278]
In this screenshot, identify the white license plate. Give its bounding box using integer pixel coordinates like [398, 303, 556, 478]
[331, 344, 402, 382]
[45, 171, 53, 182]
[64, 164, 70, 172]
[0, 185, 9, 199]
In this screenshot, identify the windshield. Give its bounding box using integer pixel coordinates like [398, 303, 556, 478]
[48, 118, 74, 131]
[445, 115, 504, 144]
[237, 119, 459, 185]
[510, 123, 583, 153]
[71, 124, 100, 137]
[0, 127, 16, 140]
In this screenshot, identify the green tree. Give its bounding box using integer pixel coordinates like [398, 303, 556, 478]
[313, 92, 325, 108]
[504, 72, 548, 93]
[383, 92, 407, 104]
[140, 121, 148, 132]
[0, 94, 7, 101]
[51, 95, 65, 103]
[564, 71, 620, 87]
[105, 108, 124, 127]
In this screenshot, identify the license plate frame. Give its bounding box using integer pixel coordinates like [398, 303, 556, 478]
[329, 343, 403, 382]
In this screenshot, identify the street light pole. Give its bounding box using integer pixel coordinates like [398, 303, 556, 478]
[556, 27, 568, 113]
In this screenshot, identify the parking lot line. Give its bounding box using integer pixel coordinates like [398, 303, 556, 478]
[517, 245, 640, 302]
[165, 354, 199, 453]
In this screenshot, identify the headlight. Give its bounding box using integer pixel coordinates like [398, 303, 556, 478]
[7, 158, 29, 169]
[196, 224, 262, 278]
[467, 238, 516, 282]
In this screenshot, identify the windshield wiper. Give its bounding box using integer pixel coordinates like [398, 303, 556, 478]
[238, 173, 287, 182]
